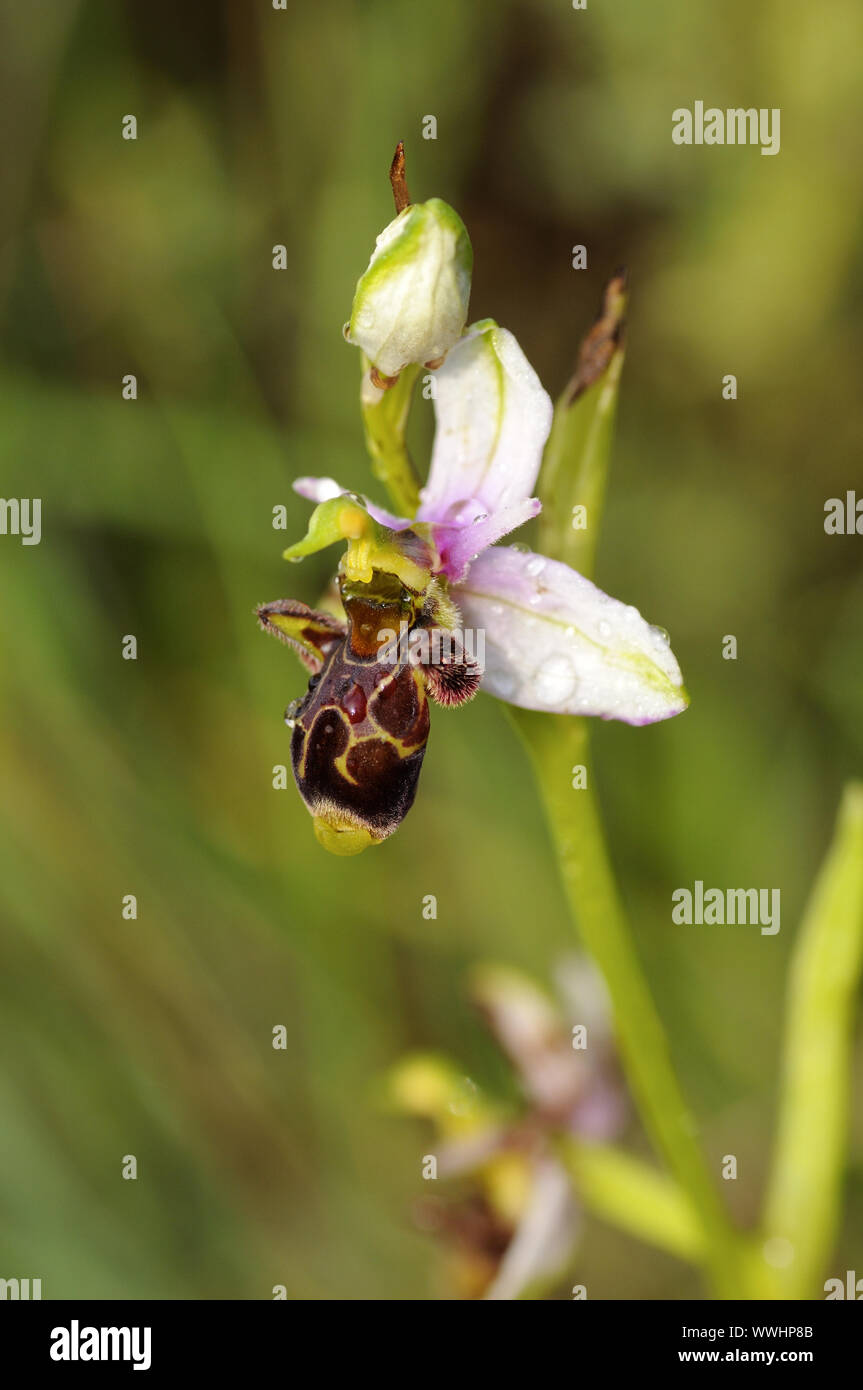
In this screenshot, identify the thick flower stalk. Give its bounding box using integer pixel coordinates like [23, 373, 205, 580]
[257, 158, 687, 854]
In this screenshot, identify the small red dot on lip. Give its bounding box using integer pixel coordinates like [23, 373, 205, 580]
[342, 684, 367, 724]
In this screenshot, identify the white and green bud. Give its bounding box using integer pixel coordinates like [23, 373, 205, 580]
[345, 198, 472, 379]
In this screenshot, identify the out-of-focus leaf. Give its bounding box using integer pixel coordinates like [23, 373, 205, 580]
[761, 783, 863, 1298]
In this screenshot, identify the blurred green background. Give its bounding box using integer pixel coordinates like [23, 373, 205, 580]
[0, 0, 861, 1299]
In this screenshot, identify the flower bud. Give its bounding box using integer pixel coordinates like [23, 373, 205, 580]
[345, 198, 472, 379]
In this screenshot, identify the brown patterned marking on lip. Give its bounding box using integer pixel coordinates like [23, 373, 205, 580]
[292, 705, 349, 785]
[371, 665, 420, 737]
[293, 706, 427, 837]
[345, 737, 401, 785]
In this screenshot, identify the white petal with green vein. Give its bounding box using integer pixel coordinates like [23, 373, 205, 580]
[456, 546, 688, 725]
[419, 319, 553, 519]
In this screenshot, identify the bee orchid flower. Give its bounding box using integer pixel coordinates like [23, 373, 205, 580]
[257, 317, 688, 855]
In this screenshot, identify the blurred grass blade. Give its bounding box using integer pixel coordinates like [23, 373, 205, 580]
[536, 271, 627, 578]
[762, 782, 863, 1297]
[360, 358, 421, 516]
[559, 1137, 706, 1264]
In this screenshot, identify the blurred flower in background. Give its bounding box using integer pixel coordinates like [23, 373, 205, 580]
[387, 957, 626, 1298]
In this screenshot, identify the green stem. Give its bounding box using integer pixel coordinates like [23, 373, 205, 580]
[360, 359, 421, 516]
[515, 272, 751, 1295]
[511, 709, 746, 1297]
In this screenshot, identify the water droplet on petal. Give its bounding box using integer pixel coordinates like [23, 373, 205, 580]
[510, 542, 531, 554]
[533, 654, 578, 708]
[598, 620, 612, 639]
[649, 624, 671, 646]
[525, 555, 546, 577]
[444, 497, 486, 526]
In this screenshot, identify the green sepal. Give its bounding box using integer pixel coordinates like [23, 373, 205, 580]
[283, 496, 436, 595]
[537, 272, 627, 580]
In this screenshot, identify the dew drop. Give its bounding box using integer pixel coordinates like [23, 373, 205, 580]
[649, 624, 671, 646]
[525, 555, 546, 577]
[533, 654, 578, 708]
[284, 697, 305, 728]
[444, 497, 486, 526]
[598, 620, 612, 639]
[510, 542, 531, 554]
[448, 1076, 479, 1117]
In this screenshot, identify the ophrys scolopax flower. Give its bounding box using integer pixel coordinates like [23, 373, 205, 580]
[257, 157, 687, 855]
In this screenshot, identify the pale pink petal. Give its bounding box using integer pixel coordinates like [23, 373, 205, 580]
[430, 496, 541, 583]
[417, 320, 553, 525]
[292, 476, 410, 530]
[455, 547, 688, 725]
[483, 1159, 580, 1301]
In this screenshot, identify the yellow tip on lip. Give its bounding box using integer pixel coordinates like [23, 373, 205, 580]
[313, 816, 377, 856]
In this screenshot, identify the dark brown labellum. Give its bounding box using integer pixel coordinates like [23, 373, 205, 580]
[289, 591, 430, 854]
[258, 581, 480, 854]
